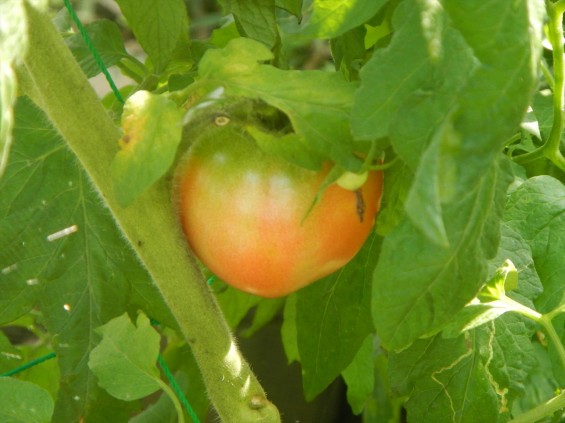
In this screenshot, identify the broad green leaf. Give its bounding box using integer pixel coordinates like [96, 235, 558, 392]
[296, 0, 387, 40]
[115, 0, 189, 73]
[390, 315, 536, 423]
[218, 0, 279, 48]
[504, 176, 565, 313]
[198, 37, 362, 171]
[111, 90, 183, 207]
[0, 378, 54, 423]
[352, 0, 433, 141]
[89, 313, 162, 400]
[342, 335, 375, 415]
[371, 0, 542, 350]
[247, 126, 324, 170]
[0, 97, 174, 422]
[296, 233, 378, 399]
[65, 20, 129, 79]
[374, 158, 512, 350]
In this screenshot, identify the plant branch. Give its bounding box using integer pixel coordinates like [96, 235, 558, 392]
[509, 391, 565, 423]
[544, 1, 565, 170]
[515, 2, 565, 169]
[21, 3, 280, 422]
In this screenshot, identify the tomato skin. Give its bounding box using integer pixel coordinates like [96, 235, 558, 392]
[175, 123, 383, 298]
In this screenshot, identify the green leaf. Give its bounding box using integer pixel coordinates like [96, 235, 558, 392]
[444, 223, 542, 339]
[504, 176, 565, 313]
[0, 378, 54, 423]
[198, 37, 362, 171]
[352, 0, 434, 141]
[295, 0, 387, 40]
[218, 0, 279, 48]
[111, 90, 184, 207]
[89, 313, 162, 401]
[390, 315, 536, 422]
[342, 335, 375, 415]
[0, 97, 174, 421]
[114, 0, 189, 73]
[374, 158, 512, 350]
[246, 125, 324, 170]
[371, 0, 542, 350]
[65, 20, 129, 79]
[296, 234, 378, 399]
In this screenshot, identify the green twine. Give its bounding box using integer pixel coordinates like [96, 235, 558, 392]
[63, 0, 124, 104]
[0, 351, 56, 377]
[157, 354, 201, 423]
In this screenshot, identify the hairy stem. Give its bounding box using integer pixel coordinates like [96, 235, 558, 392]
[22, 3, 280, 422]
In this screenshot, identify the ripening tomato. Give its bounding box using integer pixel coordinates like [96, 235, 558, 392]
[175, 120, 383, 298]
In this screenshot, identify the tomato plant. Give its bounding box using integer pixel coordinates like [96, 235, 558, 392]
[3, 1, 565, 423]
[176, 117, 383, 298]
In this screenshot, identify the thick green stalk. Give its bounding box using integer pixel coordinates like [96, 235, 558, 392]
[543, 1, 565, 170]
[514, 1, 565, 169]
[22, 3, 280, 422]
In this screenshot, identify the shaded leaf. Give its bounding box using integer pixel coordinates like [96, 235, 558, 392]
[65, 20, 129, 78]
[342, 335, 375, 415]
[296, 234, 378, 399]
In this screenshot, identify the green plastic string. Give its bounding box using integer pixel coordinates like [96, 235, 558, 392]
[157, 354, 201, 423]
[63, 0, 124, 104]
[0, 351, 56, 377]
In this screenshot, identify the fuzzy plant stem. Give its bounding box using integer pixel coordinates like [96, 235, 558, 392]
[21, 3, 280, 422]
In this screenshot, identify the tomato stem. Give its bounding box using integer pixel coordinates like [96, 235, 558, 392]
[516, 2, 565, 169]
[21, 4, 280, 422]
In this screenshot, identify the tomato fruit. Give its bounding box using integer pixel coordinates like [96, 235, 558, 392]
[175, 119, 383, 298]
